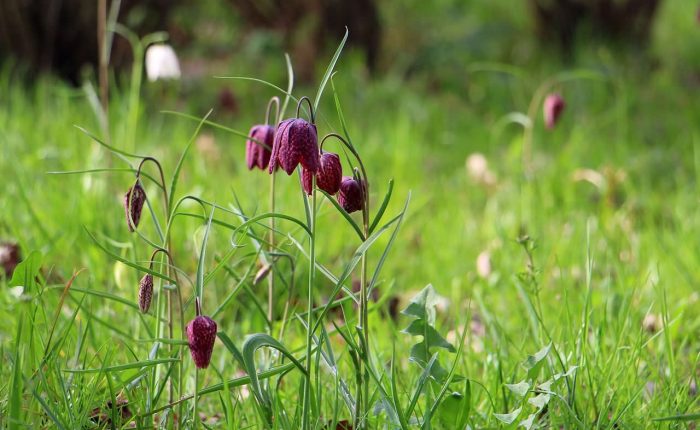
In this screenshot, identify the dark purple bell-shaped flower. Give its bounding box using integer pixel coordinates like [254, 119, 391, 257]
[302, 151, 343, 195]
[187, 314, 217, 369]
[138, 274, 153, 313]
[337, 176, 365, 213]
[543, 93, 565, 130]
[246, 125, 275, 170]
[269, 118, 320, 175]
[0, 242, 21, 278]
[124, 183, 146, 232]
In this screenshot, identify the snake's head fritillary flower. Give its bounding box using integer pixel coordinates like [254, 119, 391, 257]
[269, 118, 320, 175]
[302, 151, 342, 195]
[337, 176, 365, 213]
[186, 314, 218, 369]
[0, 242, 21, 278]
[145, 44, 181, 82]
[246, 125, 275, 171]
[138, 274, 153, 313]
[124, 183, 146, 232]
[543, 93, 565, 130]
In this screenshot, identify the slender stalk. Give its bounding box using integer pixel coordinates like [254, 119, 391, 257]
[193, 368, 199, 429]
[266, 96, 279, 332]
[97, 0, 108, 135]
[359, 253, 369, 428]
[302, 181, 317, 429]
[319, 132, 372, 428]
[136, 157, 185, 425]
[267, 169, 276, 327]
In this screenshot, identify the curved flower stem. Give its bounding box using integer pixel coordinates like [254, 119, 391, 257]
[265, 96, 280, 126]
[319, 133, 370, 234]
[136, 157, 169, 215]
[296, 96, 316, 124]
[302, 180, 317, 429]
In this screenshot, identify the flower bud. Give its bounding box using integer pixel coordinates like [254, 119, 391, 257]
[124, 183, 146, 232]
[302, 151, 342, 195]
[186, 314, 217, 369]
[0, 242, 21, 278]
[337, 176, 365, 213]
[246, 125, 275, 171]
[138, 274, 153, 313]
[543, 93, 565, 130]
[145, 44, 181, 82]
[253, 263, 272, 285]
[269, 118, 320, 175]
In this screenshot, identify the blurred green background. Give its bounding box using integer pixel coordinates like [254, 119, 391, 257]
[2, 1, 700, 427]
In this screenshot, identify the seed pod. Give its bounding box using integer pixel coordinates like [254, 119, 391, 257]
[246, 125, 275, 171]
[138, 274, 154, 313]
[253, 264, 272, 285]
[0, 242, 21, 278]
[543, 93, 565, 130]
[302, 151, 342, 195]
[337, 176, 365, 213]
[269, 118, 320, 175]
[124, 183, 146, 232]
[186, 314, 218, 369]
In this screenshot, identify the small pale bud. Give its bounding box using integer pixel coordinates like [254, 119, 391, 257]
[145, 44, 181, 82]
[253, 264, 272, 285]
[476, 250, 492, 279]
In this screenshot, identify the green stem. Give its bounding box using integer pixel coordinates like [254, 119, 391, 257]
[303, 182, 317, 429]
[360, 253, 369, 428]
[268, 172, 276, 328]
[193, 368, 199, 429]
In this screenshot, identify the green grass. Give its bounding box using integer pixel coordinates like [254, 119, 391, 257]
[2, 14, 700, 428]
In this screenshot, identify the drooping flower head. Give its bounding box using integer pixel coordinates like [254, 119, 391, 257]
[124, 183, 146, 232]
[302, 151, 343, 195]
[246, 125, 275, 170]
[269, 104, 320, 175]
[138, 274, 153, 313]
[186, 298, 217, 369]
[543, 93, 566, 130]
[0, 242, 21, 278]
[337, 176, 365, 213]
[145, 44, 181, 82]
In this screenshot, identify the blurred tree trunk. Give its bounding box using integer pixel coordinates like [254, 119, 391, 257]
[0, 0, 179, 84]
[228, 0, 381, 82]
[529, 0, 661, 55]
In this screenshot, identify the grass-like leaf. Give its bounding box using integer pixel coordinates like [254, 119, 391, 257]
[63, 358, 179, 373]
[85, 228, 176, 284]
[314, 27, 349, 112]
[368, 179, 394, 235]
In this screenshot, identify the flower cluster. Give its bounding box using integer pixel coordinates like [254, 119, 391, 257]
[245, 97, 365, 213]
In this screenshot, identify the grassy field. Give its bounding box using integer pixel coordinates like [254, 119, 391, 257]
[2, 3, 700, 428]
